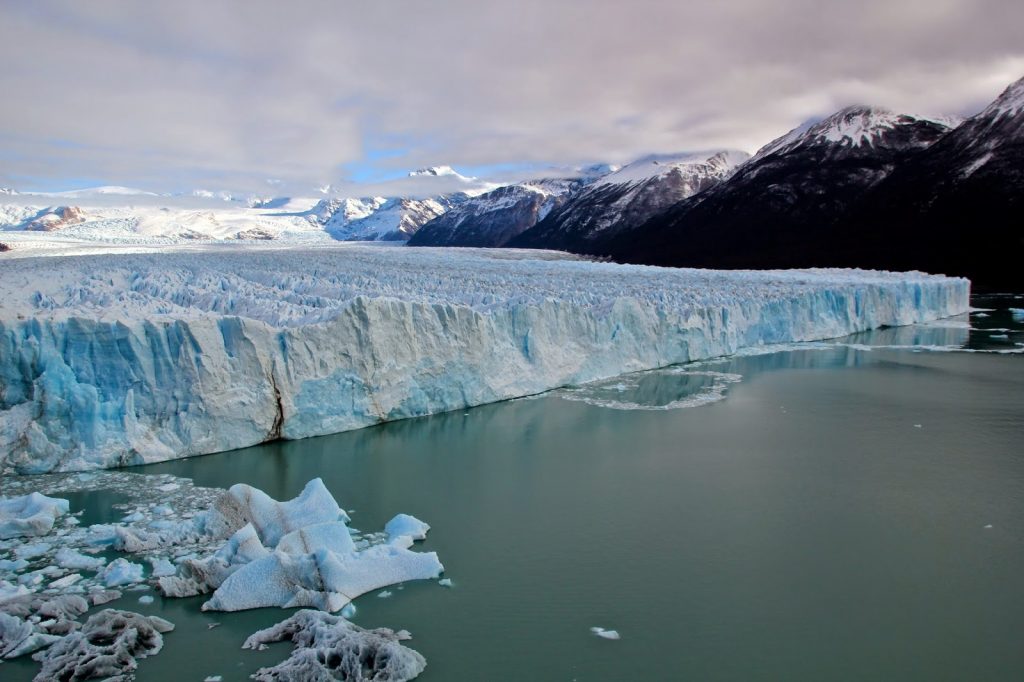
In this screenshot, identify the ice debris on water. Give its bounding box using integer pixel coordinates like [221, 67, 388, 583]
[377, 590, 393, 599]
[0, 494, 69, 540]
[243, 609, 426, 682]
[0, 470, 447, 677]
[438, 578, 453, 588]
[559, 368, 743, 411]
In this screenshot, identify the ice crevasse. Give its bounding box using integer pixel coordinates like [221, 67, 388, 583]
[0, 246, 969, 473]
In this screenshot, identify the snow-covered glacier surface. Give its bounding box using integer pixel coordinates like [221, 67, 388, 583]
[0, 244, 969, 473]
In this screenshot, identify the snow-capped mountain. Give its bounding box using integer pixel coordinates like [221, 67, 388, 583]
[0, 165, 492, 246]
[311, 195, 456, 241]
[508, 150, 749, 254]
[609, 105, 953, 269]
[751, 107, 957, 161]
[830, 75, 1024, 289]
[407, 177, 585, 247]
[409, 165, 464, 178]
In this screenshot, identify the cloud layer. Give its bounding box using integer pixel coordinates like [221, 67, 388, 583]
[2, 0, 1022, 194]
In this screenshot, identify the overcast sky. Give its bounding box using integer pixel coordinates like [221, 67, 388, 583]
[1, 0, 1022, 195]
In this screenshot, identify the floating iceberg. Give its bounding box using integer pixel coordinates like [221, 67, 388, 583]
[0, 493, 69, 539]
[0, 612, 61, 659]
[243, 609, 427, 682]
[192, 480, 442, 613]
[32, 609, 173, 681]
[0, 246, 969, 472]
[591, 626, 621, 640]
[54, 547, 105, 571]
[204, 478, 349, 546]
[98, 558, 145, 587]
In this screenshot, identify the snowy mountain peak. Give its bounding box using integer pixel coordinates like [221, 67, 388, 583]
[756, 106, 953, 160]
[409, 166, 461, 178]
[981, 75, 1024, 118]
[594, 150, 748, 187]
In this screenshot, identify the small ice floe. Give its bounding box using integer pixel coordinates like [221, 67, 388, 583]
[340, 603, 357, 619]
[377, 590, 393, 599]
[55, 548, 105, 571]
[0, 611, 62, 659]
[914, 424, 923, 428]
[149, 557, 177, 578]
[48, 574, 83, 590]
[984, 524, 994, 529]
[974, 312, 990, 318]
[438, 578, 453, 588]
[99, 558, 144, 587]
[0, 580, 31, 604]
[204, 676, 223, 682]
[15, 542, 52, 560]
[138, 595, 154, 604]
[155, 483, 180, 493]
[385, 514, 431, 544]
[89, 589, 121, 606]
[207, 622, 221, 630]
[0, 493, 70, 540]
[0, 558, 29, 572]
[590, 627, 621, 640]
[990, 334, 1009, 339]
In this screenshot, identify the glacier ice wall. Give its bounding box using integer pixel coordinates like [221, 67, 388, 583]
[0, 246, 969, 473]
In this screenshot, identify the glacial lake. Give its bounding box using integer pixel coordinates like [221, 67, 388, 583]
[5, 296, 1024, 681]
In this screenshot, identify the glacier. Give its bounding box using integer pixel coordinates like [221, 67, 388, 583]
[0, 244, 969, 473]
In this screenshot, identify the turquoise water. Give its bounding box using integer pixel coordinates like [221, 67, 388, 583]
[5, 300, 1024, 680]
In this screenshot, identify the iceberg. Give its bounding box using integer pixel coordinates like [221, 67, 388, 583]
[385, 514, 431, 543]
[190, 480, 442, 612]
[201, 544, 443, 612]
[0, 612, 61, 660]
[243, 609, 427, 682]
[54, 547, 105, 571]
[0, 246, 969, 473]
[0, 493, 70, 539]
[204, 478, 349, 545]
[32, 609, 174, 681]
[98, 558, 144, 587]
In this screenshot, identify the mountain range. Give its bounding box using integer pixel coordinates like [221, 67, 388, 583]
[412, 75, 1023, 290]
[2, 76, 1021, 287]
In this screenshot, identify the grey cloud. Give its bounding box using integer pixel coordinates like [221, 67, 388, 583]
[1, 0, 1021, 194]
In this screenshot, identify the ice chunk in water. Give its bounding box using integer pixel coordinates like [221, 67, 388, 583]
[591, 627, 621, 640]
[0, 493, 69, 539]
[243, 610, 426, 682]
[385, 514, 431, 543]
[99, 558, 144, 587]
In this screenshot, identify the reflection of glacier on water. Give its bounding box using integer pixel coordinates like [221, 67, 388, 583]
[557, 369, 743, 411]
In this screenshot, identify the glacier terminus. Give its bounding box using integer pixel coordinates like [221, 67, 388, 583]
[0, 244, 968, 474]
